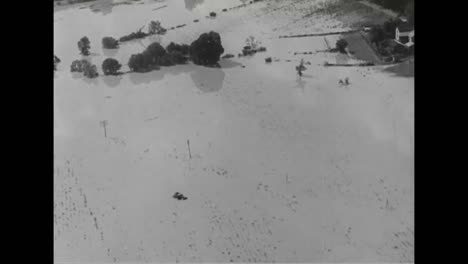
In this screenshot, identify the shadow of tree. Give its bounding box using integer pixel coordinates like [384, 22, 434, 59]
[383, 60, 414, 77]
[190, 65, 225, 93]
[103, 48, 118, 57]
[102, 75, 122, 87]
[126, 63, 226, 93]
[219, 59, 243, 69]
[127, 64, 193, 85]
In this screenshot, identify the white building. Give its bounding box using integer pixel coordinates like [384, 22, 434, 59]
[395, 20, 414, 47]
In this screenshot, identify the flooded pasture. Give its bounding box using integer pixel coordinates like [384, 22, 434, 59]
[54, 0, 414, 262]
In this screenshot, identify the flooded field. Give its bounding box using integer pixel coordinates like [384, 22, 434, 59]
[54, 0, 414, 262]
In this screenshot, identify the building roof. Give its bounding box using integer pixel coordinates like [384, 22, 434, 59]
[397, 20, 414, 32]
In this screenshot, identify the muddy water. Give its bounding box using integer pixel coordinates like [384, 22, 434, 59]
[54, 0, 414, 262]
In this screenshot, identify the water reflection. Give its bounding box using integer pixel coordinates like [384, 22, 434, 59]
[128, 64, 194, 85]
[103, 48, 118, 57]
[190, 66, 225, 93]
[218, 59, 243, 69]
[102, 75, 122, 87]
[127, 63, 225, 93]
[184, 0, 205, 11]
[90, 0, 114, 16]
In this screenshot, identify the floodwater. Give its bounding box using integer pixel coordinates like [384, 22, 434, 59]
[54, 0, 414, 262]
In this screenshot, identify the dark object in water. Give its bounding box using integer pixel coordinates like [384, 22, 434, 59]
[190, 31, 224, 66]
[222, 54, 235, 59]
[210, 12, 216, 17]
[102, 37, 119, 49]
[265, 57, 272, 63]
[279, 29, 359, 39]
[222, 8, 227, 12]
[119, 28, 148, 42]
[176, 24, 186, 28]
[193, 19, 199, 23]
[173, 192, 187, 200]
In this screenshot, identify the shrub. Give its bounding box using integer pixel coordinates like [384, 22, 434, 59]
[102, 37, 119, 49]
[102, 58, 122, 75]
[369, 26, 385, 44]
[336, 39, 348, 54]
[209, 12, 216, 17]
[78, 36, 91, 56]
[190, 31, 224, 65]
[392, 43, 409, 55]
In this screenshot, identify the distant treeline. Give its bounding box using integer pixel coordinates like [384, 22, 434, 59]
[370, 0, 413, 13]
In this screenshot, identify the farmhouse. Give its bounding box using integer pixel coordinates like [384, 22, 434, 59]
[395, 18, 414, 47]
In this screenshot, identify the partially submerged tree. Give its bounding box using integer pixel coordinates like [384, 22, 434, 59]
[102, 37, 119, 49]
[128, 53, 154, 72]
[83, 63, 99, 78]
[148, 20, 167, 35]
[70, 59, 98, 78]
[102, 58, 122, 75]
[143, 42, 167, 65]
[245, 36, 261, 50]
[71, 59, 85, 72]
[78, 36, 91, 56]
[119, 26, 149, 42]
[336, 39, 348, 54]
[189, 31, 224, 65]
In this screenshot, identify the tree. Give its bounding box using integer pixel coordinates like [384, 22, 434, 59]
[189, 31, 224, 65]
[148, 21, 167, 35]
[336, 39, 348, 54]
[383, 19, 399, 38]
[168, 51, 188, 65]
[128, 53, 145, 72]
[78, 36, 91, 56]
[166, 42, 190, 56]
[83, 63, 99, 78]
[70, 59, 98, 78]
[369, 26, 385, 44]
[71, 59, 85, 72]
[102, 58, 122, 75]
[405, 0, 414, 26]
[143, 42, 167, 65]
[102, 37, 119, 49]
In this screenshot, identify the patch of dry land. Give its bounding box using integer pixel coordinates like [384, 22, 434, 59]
[54, 0, 414, 263]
